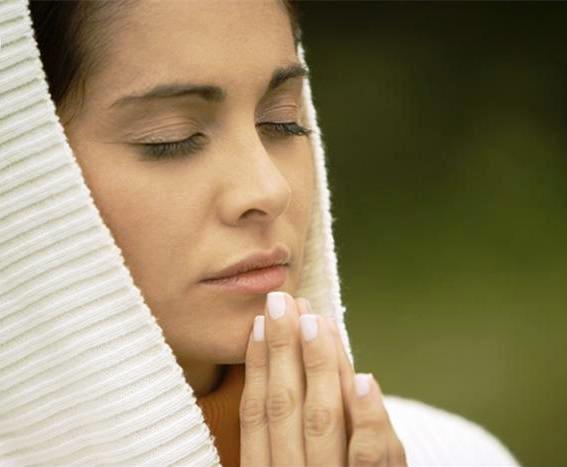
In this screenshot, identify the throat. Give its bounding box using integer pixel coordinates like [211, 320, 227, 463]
[182, 362, 226, 397]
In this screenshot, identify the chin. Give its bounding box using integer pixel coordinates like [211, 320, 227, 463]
[188, 324, 251, 365]
[216, 334, 250, 365]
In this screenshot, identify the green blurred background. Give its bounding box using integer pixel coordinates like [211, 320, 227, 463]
[297, 2, 567, 466]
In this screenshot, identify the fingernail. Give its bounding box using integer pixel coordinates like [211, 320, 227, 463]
[354, 373, 372, 398]
[299, 314, 318, 342]
[267, 291, 286, 319]
[253, 316, 265, 341]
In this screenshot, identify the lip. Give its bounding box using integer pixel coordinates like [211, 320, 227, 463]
[202, 245, 290, 280]
[200, 264, 289, 294]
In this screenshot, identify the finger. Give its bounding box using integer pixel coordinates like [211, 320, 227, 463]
[326, 316, 355, 439]
[240, 315, 270, 467]
[296, 297, 310, 315]
[299, 310, 347, 467]
[348, 373, 393, 467]
[264, 291, 306, 467]
[388, 435, 409, 467]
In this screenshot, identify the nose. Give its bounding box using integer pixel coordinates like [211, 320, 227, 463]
[217, 130, 292, 227]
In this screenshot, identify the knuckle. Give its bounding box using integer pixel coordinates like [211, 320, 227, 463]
[246, 351, 267, 370]
[303, 404, 339, 438]
[239, 396, 266, 430]
[349, 438, 387, 466]
[355, 408, 389, 432]
[303, 352, 332, 373]
[266, 387, 296, 423]
[267, 331, 292, 352]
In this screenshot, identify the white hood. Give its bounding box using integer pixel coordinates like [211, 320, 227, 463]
[0, 0, 520, 465]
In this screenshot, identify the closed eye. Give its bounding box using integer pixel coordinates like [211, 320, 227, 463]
[257, 121, 312, 137]
[137, 121, 312, 160]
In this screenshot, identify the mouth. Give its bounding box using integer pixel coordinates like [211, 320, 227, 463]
[200, 245, 290, 294]
[200, 263, 289, 294]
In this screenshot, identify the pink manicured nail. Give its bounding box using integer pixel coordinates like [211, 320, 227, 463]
[354, 373, 372, 398]
[299, 314, 318, 342]
[267, 291, 286, 319]
[253, 316, 265, 341]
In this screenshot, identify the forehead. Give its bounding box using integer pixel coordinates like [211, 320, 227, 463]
[94, 0, 296, 97]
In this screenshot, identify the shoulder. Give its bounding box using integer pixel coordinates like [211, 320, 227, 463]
[382, 395, 521, 466]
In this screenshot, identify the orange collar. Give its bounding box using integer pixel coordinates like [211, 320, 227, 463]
[195, 364, 246, 467]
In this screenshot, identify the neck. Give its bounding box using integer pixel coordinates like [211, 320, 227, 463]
[182, 361, 226, 397]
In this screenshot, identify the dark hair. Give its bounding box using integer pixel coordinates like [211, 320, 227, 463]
[29, 0, 302, 125]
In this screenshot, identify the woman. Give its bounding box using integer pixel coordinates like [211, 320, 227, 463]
[0, 0, 520, 465]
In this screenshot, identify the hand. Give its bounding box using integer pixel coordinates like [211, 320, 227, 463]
[240, 291, 407, 466]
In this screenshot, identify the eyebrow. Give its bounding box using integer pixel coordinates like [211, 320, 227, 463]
[109, 63, 309, 109]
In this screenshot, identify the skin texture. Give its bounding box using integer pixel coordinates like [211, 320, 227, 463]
[61, 0, 314, 397]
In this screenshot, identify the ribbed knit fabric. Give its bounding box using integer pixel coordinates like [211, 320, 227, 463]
[0, 0, 521, 465]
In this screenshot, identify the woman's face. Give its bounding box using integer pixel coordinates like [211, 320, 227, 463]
[62, 0, 314, 368]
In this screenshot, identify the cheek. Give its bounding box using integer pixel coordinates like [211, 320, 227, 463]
[288, 143, 315, 231]
[281, 142, 314, 293]
[72, 145, 209, 296]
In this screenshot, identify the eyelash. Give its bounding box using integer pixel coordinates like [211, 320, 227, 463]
[138, 121, 312, 160]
